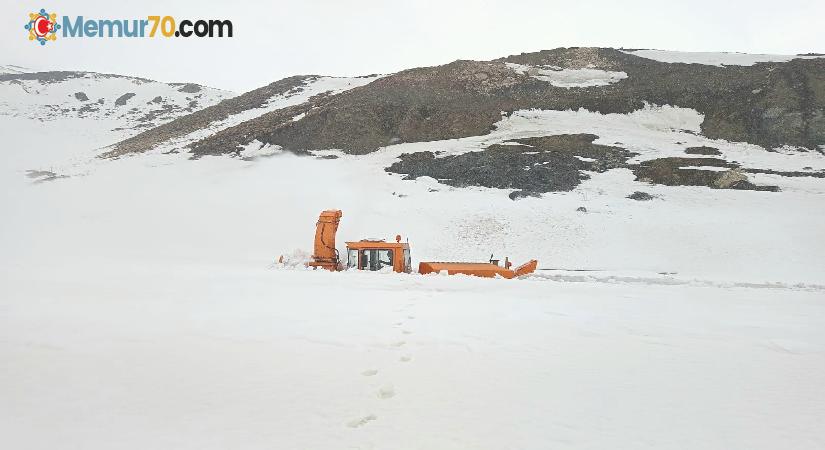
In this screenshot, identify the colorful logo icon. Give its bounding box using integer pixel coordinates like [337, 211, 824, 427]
[25, 9, 60, 45]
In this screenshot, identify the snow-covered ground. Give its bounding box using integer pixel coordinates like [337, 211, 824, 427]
[2, 64, 825, 449]
[623, 49, 824, 66]
[3, 266, 824, 450]
[506, 62, 628, 87]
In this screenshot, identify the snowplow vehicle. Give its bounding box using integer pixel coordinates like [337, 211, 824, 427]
[307, 209, 537, 279]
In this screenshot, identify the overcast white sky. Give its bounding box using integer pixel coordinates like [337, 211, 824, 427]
[4, 0, 824, 93]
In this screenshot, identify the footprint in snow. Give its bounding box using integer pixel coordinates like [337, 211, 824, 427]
[377, 385, 395, 399]
[347, 414, 377, 428]
[399, 355, 412, 362]
[391, 340, 406, 347]
[361, 369, 378, 377]
[401, 330, 412, 335]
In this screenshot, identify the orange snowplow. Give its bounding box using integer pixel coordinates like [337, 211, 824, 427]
[307, 210, 537, 279]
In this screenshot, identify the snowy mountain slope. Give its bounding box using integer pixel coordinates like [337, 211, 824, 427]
[0, 70, 234, 133]
[2, 51, 825, 450]
[622, 49, 825, 66]
[0, 68, 235, 179]
[112, 47, 825, 159]
[105, 74, 383, 158]
[85, 48, 825, 208]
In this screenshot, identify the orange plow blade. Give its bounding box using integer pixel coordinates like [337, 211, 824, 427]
[418, 260, 538, 279]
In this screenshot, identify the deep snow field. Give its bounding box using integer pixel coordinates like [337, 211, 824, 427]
[2, 63, 825, 449]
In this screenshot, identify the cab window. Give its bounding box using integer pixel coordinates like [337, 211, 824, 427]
[360, 250, 372, 270]
[376, 249, 394, 271]
[403, 249, 411, 273]
[349, 248, 395, 271]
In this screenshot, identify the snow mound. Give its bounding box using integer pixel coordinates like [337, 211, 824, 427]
[239, 140, 281, 159]
[272, 249, 312, 269]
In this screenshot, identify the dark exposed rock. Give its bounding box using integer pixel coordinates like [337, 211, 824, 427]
[684, 146, 722, 155]
[177, 83, 202, 93]
[77, 104, 99, 115]
[74, 92, 88, 101]
[134, 103, 180, 124]
[386, 134, 636, 197]
[387, 134, 783, 196]
[509, 191, 538, 200]
[115, 93, 136, 106]
[632, 157, 734, 186]
[576, 206, 588, 212]
[630, 157, 780, 191]
[627, 191, 655, 201]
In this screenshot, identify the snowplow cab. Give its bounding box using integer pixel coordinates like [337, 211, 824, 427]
[345, 236, 411, 273]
